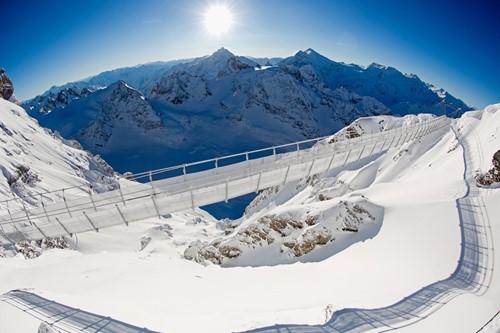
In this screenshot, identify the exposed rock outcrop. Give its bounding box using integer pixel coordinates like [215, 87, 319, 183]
[0, 68, 17, 103]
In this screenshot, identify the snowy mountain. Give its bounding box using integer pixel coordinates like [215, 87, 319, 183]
[279, 48, 469, 115]
[22, 48, 472, 218]
[26, 85, 95, 115]
[22, 59, 190, 110]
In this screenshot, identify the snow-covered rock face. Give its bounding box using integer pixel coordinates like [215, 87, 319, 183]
[78, 81, 165, 150]
[33, 81, 169, 158]
[23, 86, 94, 115]
[0, 68, 16, 103]
[0, 99, 117, 206]
[0, 98, 119, 257]
[23, 48, 470, 179]
[279, 49, 470, 115]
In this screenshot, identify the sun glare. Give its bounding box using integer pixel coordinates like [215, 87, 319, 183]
[204, 5, 233, 36]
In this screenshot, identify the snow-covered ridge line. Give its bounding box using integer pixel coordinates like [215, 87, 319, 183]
[0, 116, 449, 244]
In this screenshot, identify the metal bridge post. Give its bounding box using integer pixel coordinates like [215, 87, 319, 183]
[20, 198, 33, 226]
[55, 217, 72, 237]
[357, 144, 366, 161]
[62, 189, 73, 218]
[255, 171, 262, 193]
[225, 179, 229, 203]
[11, 223, 29, 241]
[368, 139, 378, 156]
[0, 228, 16, 246]
[400, 132, 410, 146]
[283, 164, 291, 185]
[387, 135, 396, 149]
[183, 165, 188, 190]
[32, 221, 47, 239]
[83, 211, 99, 233]
[394, 133, 404, 148]
[410, 127, 419, 141]
[6, 200, 15, 225]
[342, 149, 352, 166]
[190, 187, 195, 210]
[118, 181, 126, 206]
[307, 157, 316, 178]
[115, 204, 128, 227]
[87, 184, 98, 212]
[326, 151, 337, 171]
[149, 172, 161, 218]
[379, 137, 388, 152]
[40, 195, 51, 223]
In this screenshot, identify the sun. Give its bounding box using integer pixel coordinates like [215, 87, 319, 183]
[204, 4, 233, 36]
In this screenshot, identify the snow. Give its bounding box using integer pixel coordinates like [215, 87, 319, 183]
[0, 97, 499, 332]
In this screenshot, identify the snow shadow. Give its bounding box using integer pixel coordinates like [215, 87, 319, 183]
[0, 290, 161, 333]
[239, 126, 494, 332]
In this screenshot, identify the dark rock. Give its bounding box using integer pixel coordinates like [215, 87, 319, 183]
[0, 68, 16, 102]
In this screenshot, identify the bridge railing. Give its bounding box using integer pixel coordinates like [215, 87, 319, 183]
[0, 115, 450, 244]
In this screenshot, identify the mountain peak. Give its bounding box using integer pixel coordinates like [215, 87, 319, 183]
[209, 47, 236, 61]
[289, 48, 331, 66]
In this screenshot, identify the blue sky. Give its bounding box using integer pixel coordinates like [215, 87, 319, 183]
[4, 0, 499, 108]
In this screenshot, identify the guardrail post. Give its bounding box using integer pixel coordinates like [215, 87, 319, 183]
[215, 159, 219, 174]
[190, 186, 195, 210]
[115, 204, 128, 226]
[62, 189, 73, 218]
[307, 157, 316, 178]
[400, 132, 410, 146]
[342, 149, 352, 166]
[118, 181, 126, 206]
[149, 171, 161, 218]
[32, 221, 47, 239]
[283, 164, 291, 185]
[83, 211, 99, 233]
[40, 194, 51, 223]
[368, 139, 378, 156]
[6, 200, 15, 225]
[255, 171, 262, 193]
[357, 144, 366, 161]
[0, 228, 16, 246]
[87, 184, 98, 212]
[11, 223, 29, 241]
[225, 179, 229, 203]
[387, 135, 396, 149]
[183, 165, 188, 189]
[55, 217, 72, 237]
[394, 133, 404, 148]
[326, 151, 337, 171]
[379, 137, 389, 152]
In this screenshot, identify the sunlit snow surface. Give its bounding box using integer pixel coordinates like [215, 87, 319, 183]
[0, 99, 499, 332]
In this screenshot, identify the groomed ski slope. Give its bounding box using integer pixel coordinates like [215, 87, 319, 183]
[0, 104, 499, 333]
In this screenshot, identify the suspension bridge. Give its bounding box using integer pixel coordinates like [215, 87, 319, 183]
[0, 115, 450, 245]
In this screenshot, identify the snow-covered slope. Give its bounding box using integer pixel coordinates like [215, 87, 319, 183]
[0, 102, 499, 333]
[0, 99, 117, 206]
[0, 98, 119, 256]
